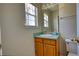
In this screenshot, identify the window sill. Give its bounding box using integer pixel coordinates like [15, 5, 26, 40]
[24, 25, 39, 29]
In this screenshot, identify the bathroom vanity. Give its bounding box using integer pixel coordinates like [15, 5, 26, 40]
[34, 32, 67, 56]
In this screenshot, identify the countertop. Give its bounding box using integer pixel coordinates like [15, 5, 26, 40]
[34, 32, 60, 40]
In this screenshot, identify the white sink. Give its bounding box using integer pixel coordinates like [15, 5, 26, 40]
[39, 34, 53, 37]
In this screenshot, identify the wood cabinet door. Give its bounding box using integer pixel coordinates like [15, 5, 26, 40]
[35, 42, 43, 56]
[44, 44, 56, 56]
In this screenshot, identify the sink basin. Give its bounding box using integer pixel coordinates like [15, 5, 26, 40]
[39, 34, 53, 37]
[38, 34, 59, 39]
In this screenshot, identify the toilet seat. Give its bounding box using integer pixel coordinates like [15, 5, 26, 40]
[65, 39, 78, 56]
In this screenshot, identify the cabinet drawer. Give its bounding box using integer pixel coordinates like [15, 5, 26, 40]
[35, 38, 43, 43]
[44, 39, 56, 45]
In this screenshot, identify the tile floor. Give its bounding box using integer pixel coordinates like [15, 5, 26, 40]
[68, 53, 78, 56]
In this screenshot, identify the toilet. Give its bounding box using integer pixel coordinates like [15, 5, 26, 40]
[65, 39, 78, 56]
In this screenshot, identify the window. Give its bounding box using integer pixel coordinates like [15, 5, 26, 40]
[44, 13, 48, 27]
[25, 3, 38, 26]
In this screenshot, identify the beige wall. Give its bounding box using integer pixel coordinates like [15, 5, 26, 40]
[0, 27, 1, 44]
[59, 3, 76, 39]
[77, 3, 79, 37]
[51, 3, 76, 38]
[0, 4, 1, 44]
[1, 3, 51, 56]
[0, 14, 1, 44]
[0, 4, 2, 56]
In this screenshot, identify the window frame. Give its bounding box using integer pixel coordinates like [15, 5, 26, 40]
[25, 3, 38, 27]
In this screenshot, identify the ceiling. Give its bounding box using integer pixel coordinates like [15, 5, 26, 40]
[42, 3, 58, 11]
